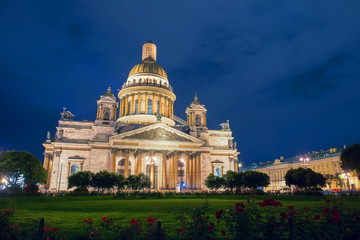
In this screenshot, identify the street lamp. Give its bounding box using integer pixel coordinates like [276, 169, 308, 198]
[238, 163, 242, 172]
[299, 157, 310, 168]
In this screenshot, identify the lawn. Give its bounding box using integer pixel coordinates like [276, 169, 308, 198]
[1, 195, 359, 239]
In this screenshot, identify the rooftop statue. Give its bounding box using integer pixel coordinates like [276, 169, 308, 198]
[60, 107, 74, 121]
[220, 120, 231, 132]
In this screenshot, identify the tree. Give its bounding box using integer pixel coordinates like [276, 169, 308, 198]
[127, 173, 151, 191]
[223, 171, 237, 191]
[204, 173, 224, 191]
[0, 151, 47, 187]
[340, 144, 360, 180]
[285, 167, 326, 190]
[67, 171, 93, 189]
[242, 171, 270, 189]
[334, 173, 345, 189]
[115, 173, 128, 191]
[91, 170, 118, 191]
[305, 171, 326, 188]
[324, 174, 334, 189]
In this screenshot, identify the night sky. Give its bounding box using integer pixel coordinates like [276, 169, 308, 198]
[1, 1, 360, 166]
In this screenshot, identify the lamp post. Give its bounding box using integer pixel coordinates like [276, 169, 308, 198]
[299, 157, 310, 168]
[238, 163, 242, 172]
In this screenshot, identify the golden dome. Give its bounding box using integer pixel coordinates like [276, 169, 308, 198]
[128, 59, 168, 79]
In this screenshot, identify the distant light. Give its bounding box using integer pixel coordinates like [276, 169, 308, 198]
[180, 159, 184, 162]
[153, 157, 157, 161]
[1, 178, 7, 184]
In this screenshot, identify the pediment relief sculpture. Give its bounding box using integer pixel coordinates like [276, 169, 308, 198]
[123, 128, 192, 142]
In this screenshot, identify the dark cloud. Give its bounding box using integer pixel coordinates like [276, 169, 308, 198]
[0, 0, 360, 166]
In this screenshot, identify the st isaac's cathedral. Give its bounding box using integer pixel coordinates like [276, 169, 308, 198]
[42, 41, 240, 191]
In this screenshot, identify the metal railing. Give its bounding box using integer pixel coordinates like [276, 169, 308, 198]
[122, 82, 173, 92]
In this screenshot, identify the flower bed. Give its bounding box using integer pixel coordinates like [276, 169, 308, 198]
[1, 196, 360, 239]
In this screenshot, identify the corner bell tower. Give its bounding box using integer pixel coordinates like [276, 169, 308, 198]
[96, 86, 118, 126]
[186, 93, 207, 137]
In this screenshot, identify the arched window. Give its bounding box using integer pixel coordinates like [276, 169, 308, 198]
[195, 115, 201, 126]
[70, 164, 79, 176]
[103, 107, 110, 120]
[215, 167, 221, 177]
[147, 99, 152, 114]
[117, 159, 131, 175]
[135, 99, 139, 114]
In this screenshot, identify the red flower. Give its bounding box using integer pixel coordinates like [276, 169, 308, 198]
[314, 215, 321, 220]
[221, 230, 226, 236]
[44, 227, 49, 232]
[215, 210, 223, 219]
[51, 227, 58, 232]
[110, 217, 113, 221]
[235, 202, 245, 208]
[88, 218, 92, 223]
[131, 219, 136, 226]
[207, 225, 214, 232]
[83, 219, 86, 223]
[178, 228, 184, 233]
[326, 200, 331, 204]
[146, 217, 156, 224]
[102, 217, 107, 222]
[236, 207, 244, 213]
[323, 208, 330, 215]
[332, 209, 341, 224]
[288, 206, 294, 211]
[250, 195, 255, 198]
[340, 203, 344, 206]
[280, 212, 288, 220]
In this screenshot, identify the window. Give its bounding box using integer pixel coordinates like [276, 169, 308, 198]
[147, 99, 152, 114]
[135, 99, 138, 114]
[70, 164, 79, 176]
[103, 107, 110, 120]
[195, 115, 201, 126]
[215, 167, 221, 177]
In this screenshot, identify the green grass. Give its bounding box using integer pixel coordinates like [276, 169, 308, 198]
[1, 195, 360, 239]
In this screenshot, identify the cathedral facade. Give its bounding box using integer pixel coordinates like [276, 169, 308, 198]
[43, 41, 239, 191]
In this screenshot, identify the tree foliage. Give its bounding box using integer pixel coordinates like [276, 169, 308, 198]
[67, 171, 93, 189]
[127, 173, 151, 191]
[204, 173, 224, 190]
[91, 170, 118, 191]
[0, 151, 47, 187]
[242, 171, 270, 189]
[285, 167, 326, 190]
[340, 144, 360, 179]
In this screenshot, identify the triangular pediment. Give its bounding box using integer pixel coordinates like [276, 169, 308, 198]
[111, 123, 203, 143]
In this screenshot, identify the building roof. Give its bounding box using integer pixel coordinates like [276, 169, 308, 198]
[243, 148, 343, 171]
[128, 59, 168, 79]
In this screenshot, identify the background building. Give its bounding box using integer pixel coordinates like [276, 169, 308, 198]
[42, 41, 239, 191]
[243, 147, 360, 191]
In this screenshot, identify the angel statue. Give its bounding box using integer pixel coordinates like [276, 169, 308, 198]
[60, 107, 74, 121]
[220, 120, 231, 132]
